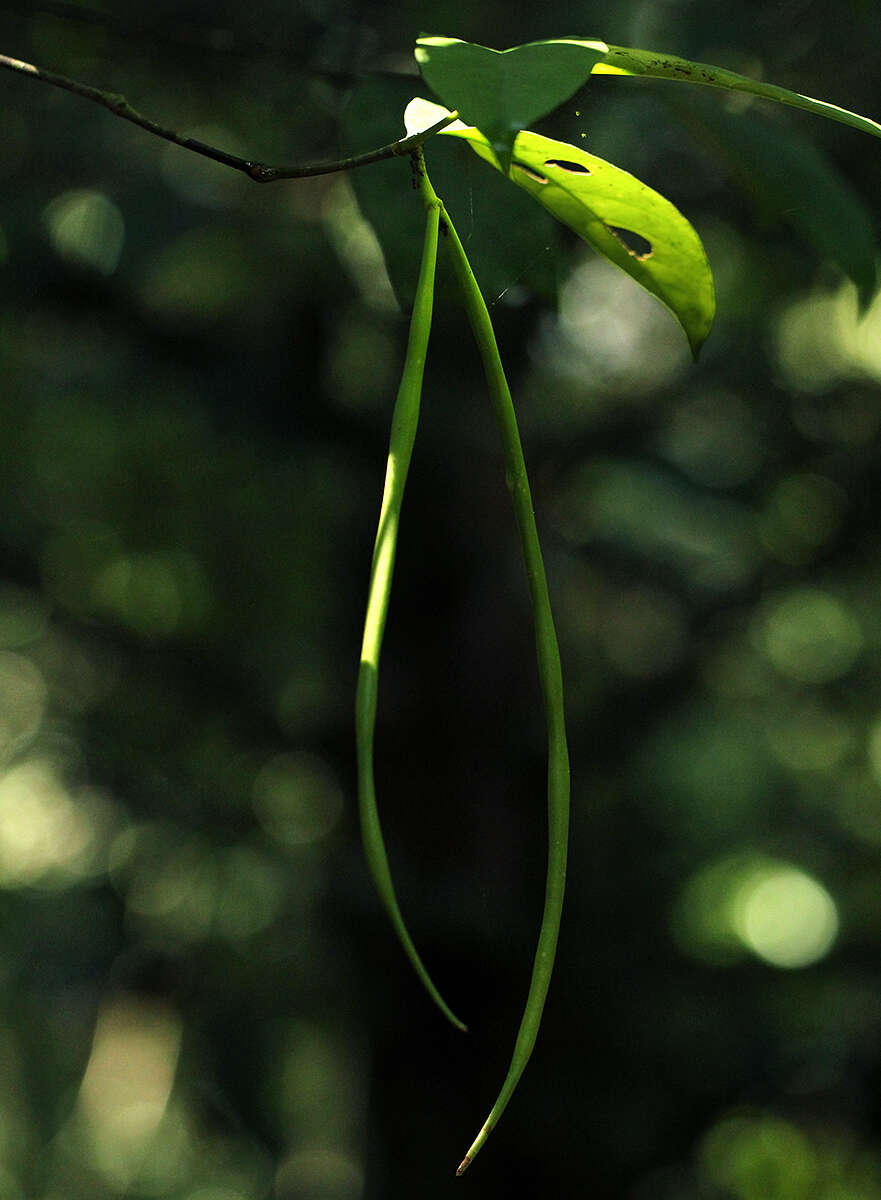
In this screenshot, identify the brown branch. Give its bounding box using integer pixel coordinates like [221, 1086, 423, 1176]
[0, 50, 456, 181]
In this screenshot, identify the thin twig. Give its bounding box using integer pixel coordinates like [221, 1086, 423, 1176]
[0, 51, 456, 181]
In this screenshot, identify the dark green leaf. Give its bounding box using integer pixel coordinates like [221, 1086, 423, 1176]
[667, 92, 877, 308]
[342, 79, 560, 312]
[415, 36, 608, 173]
[340, 76, 425, 310]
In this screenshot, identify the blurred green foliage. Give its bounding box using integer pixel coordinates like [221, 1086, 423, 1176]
[1, 1, 881, 1196]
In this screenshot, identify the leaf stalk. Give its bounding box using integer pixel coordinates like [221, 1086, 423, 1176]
[355, 151, 467, 1033]
[418, 160, 571, 1175]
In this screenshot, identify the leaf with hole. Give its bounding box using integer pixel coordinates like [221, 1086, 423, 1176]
[406, 99, 715, 357]
[415, 36, 608, 173]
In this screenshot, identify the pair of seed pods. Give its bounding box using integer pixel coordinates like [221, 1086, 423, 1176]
[355, 149, 570, 1175]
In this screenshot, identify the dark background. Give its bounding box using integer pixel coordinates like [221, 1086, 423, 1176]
[2, 2, 881, 1197]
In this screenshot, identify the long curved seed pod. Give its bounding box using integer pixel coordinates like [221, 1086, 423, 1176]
[418, 163, 570, 1173]
[355, 152, 467, 1033]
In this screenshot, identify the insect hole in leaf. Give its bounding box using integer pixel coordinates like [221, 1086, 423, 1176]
[544, 158, 591, 173]
[606, 225, 653, 260]
[512, 161, 549, 183]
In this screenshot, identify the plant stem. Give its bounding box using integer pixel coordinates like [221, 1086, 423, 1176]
[0, 51, 457, 181]
[417, 163, 570, 1175]
[355, 152, 467, 1033]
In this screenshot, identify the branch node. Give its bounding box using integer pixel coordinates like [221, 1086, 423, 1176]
[246, 163, 278, 182]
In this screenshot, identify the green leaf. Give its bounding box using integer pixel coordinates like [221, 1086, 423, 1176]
[667, 91, 878, 308]
[406, 99, 715, 357]
[415, 36, 608, 174]
[414, 37, 881, 145]
[341, 79, 561, 313]
[341, 76, 427, 309]
[594, 45, 881, 142]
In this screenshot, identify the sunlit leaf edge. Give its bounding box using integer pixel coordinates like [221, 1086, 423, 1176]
[592, 44, 881, 142]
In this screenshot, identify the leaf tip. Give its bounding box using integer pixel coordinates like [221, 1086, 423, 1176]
[455, 1155, 471, 1177]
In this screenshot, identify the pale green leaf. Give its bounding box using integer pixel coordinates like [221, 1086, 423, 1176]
[594, 45, 881, 141]
[405, 98, 715, 357]
[415, 36, 608, 173]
